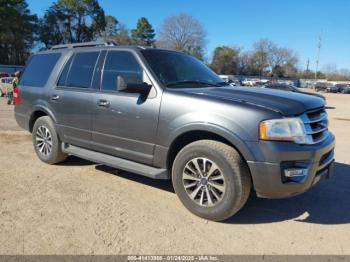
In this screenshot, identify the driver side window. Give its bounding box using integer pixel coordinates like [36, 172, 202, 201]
[101, 51, 143, 91]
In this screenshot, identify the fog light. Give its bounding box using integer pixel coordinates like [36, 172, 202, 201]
[284, 168, 308, 183]
[284, 168, 307, 177]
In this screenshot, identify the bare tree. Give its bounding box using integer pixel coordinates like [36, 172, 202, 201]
[251, 39, 275, 77]
[236, 52, 252, 75]
[157, 13, 206, 59]
[110, 23, 133, 45]
[269, 47, 299, 77]
[322, 64, 350, 81]
[322, 63, 338, 75]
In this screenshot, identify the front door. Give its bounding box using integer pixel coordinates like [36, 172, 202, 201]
[91, 50, 161, 165]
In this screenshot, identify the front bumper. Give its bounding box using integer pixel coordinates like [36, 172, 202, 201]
[247, 132, 335, 198]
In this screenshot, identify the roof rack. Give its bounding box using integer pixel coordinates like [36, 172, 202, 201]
[51, 40, 117, 50]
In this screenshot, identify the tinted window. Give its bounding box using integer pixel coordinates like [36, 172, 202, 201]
[66, 52, 99, 88]
[102, 51, 142, 91]
[57, 55, 73, 86]
[20, 53, 61, 87]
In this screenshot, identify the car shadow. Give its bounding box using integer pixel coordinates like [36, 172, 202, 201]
[95, 165, 175, 193]
[93, 162, 349, 225]
[57, 156, 94, 166]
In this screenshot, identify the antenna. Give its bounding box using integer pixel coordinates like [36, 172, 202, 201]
[315, 35, 322, 81]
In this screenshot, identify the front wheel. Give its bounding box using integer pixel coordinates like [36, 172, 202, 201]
[32, 116, 67, 164]
[172, 140, 251, 221]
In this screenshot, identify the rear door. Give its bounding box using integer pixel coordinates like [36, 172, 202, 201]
[50, 51, 100, 149]
[91, 50, 161, 165]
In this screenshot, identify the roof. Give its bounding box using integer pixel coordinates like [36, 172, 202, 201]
[36, 41, 179, 55]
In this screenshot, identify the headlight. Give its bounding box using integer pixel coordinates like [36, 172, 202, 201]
[259, 118, 307, 144]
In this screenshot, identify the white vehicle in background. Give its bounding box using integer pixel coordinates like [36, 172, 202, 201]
[242, 79, 257, 86]
[242, 78, 267, 86]
[0, 77, 14, 97]
[219, 75, 240, 87]
[278, 80, 294, 86]
[219, 75, 231, 83]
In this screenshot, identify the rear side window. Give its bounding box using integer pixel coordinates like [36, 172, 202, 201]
[20, 53, 61, 87]
[65, 52, 99, 88]
[57, 55, 73, 86]
[102, 51, 142, 91]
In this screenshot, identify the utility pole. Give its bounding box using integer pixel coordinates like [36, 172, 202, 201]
[306, 58, 310, 72]
[315, 35, 322, 81]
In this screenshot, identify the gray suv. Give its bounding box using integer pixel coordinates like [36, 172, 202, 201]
[15, 42, 335, 221]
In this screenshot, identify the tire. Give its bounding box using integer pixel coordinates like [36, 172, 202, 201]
[172, 140, 251, 221]
[32, 116, 67, 164]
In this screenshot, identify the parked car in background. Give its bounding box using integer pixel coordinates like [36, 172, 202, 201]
[340, 85, 350, 94]
[0, 72, 10, 78]
[230, 79, 242, 86]
[242, 79, 258, 86]
[315, 82, 333, 92]
[255, 81, 268, 86]
[335, 84, 350, 94]
[0, 77, 14, 97]
[326, 85, 340, 93]
[263, 84, 325, 101]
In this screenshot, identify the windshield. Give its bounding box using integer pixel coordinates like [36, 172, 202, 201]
[141, 49, 225, 88]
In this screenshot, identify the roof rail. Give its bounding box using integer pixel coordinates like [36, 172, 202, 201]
[51, 40, 117, 50]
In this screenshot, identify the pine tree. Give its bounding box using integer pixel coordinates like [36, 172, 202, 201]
[131, 17, 155, 46]
[0, 0, 38, 64]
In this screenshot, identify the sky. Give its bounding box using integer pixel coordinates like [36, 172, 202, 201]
[27, 0, 350, 70]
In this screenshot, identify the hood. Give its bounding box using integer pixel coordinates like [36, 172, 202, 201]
[169, 86, 325, 116]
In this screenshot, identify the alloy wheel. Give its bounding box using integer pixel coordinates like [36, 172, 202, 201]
[182, 157, 226, 207]
[36, 126, 53, 157]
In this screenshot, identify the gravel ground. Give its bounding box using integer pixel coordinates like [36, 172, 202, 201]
[0, 92, 349, 255]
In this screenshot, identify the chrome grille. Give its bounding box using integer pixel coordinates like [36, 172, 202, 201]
[300, 107, 329, 144]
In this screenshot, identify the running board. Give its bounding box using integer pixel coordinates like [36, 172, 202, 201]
[62, 144, 169, 180]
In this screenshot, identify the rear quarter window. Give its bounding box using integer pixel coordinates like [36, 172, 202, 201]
[20, 53, 61, 87]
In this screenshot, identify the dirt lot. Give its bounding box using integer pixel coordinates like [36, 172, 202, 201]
[0, 92, 349, 255]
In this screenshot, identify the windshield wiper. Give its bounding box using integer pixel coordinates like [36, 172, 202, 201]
[166, 80, 222, 88]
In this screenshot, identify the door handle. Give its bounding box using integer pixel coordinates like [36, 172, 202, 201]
[51, 95, 60, 101]
[98, 99, 110, 107]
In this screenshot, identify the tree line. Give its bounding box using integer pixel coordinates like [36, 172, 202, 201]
[1, 0, 349, 81]
[211, 40, 328, 79]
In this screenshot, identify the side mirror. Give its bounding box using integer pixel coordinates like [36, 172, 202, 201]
[117, 75, 152, 95]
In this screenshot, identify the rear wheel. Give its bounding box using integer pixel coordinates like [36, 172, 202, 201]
[32, 116, 67, 164]
[172, 140, 251, 221]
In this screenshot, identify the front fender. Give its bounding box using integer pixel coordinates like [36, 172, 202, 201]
[166, 122, 256, 162]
